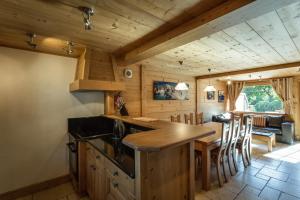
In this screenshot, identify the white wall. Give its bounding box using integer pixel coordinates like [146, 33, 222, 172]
[0, 47, 104, 194]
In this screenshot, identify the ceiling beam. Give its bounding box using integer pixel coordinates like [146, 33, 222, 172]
[116, 0, 299, 66]
[196, 62, 300, 79]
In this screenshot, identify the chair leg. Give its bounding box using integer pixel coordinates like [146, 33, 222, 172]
[227, 146, 235, 176]
[232, 147, 238, 173]
[241, 147, 248, 168]
[222, 156, 228, 183]
[216, 155, 223, 187]
[246, 140, 251, 165]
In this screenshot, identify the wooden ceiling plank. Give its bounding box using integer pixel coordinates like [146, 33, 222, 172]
[277, 2, 300, 55]
[223, 22, 285, 64]
[247, 11, 300, 62]
[196, 61, 300, 79]
[117, 0, 300, 66]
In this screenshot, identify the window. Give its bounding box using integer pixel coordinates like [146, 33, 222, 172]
[235, 85, 284, 113]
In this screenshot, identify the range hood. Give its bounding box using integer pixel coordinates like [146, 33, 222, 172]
[70, 79, 125, 92]
[69, 49, 125, 92]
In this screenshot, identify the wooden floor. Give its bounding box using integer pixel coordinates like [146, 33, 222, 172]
[14, 141, 300, 200]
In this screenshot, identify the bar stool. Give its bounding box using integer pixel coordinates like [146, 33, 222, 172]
[184, 113, 193, 125]
[227, 116, 241, 175]
[236, 115, 253, 168]
[211, 121, 232, 187]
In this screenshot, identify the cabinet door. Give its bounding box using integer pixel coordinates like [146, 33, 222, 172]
[94, 154, 106, 200]
[86, 150, 96, 200]
[105, 173, 127, 200]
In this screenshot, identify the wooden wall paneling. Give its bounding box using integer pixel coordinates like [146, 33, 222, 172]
[141, 65, 146, 117]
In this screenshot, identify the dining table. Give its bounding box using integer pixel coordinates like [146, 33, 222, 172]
[195, 122, 223, 191]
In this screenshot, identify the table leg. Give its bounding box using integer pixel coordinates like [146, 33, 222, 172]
[202, 148, 211, 191]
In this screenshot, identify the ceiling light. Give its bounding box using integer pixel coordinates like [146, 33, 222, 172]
[204, 68, 217, 92]
[175, 82, 189, 91]
[175, 61, 189, 91]
[227, 80, 232, 85]
[78, 6, 94, 30]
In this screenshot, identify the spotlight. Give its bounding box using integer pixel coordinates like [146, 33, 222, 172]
[66, 41, 74, 55]
[26, 33, 37, 49]
[78, 6, 94, 30]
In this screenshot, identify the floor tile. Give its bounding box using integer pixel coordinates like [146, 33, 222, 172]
[234, 173, 267, 190]
[235, 189, 262, 200]
[279, 193, 300, 200]
[259, 186, 281, 200]
[268, 178, 300, 198]
[259, 167, 289, 181]
[256, 173, 271, 181]
[242, 185, 261, 196]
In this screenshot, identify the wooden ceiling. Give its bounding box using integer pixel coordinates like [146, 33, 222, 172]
[0, 0, 300, 79]
[0, 0, 225, 52]
[144, 1, 300, 77]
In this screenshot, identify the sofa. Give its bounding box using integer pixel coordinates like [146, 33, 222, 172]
[212, 113, 295, 144]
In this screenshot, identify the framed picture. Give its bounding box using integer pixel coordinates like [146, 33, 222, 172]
[153, 81, 189, 100]
[218, 90, 225, 102]
[207, 91, 215, 100]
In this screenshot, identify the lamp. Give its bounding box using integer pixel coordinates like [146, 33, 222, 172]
[175, 60, 189, 91]
[175, 82, 189, 91]
[204, 68, 216, 92]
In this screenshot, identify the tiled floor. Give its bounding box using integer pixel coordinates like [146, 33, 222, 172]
[195, 141, 300, 200]
[14, 141, 300, 200]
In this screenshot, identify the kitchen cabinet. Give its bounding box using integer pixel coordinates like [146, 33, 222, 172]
[85, 143, 135, 200]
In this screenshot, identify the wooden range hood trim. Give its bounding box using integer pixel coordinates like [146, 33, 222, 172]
[69, 79, 125, 92]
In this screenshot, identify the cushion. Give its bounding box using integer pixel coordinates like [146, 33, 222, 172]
[267, 116, 283, 128]
[253, 115, 266, 127]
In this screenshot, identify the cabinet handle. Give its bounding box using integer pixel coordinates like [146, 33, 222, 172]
[112, 181, 118, 188]
[113, 171, 118, 176]
[96, 155, 101, 159]
[90, 165, 96, 170]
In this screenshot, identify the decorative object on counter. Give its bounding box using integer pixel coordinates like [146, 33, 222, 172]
[184, 113, 193, 125]
[218, 90, 225, 102]
[204, 68, 217, 92]
[124, 68, 133, 78]
[78, 6, 94, 30]
[170, 114, 181, 123]
[114, 92, 129, 116]
[153, 81, 189, 100]
[195, 112, 204, 125]
[113, 120, 126, 139]
[207, 91, 215, 100]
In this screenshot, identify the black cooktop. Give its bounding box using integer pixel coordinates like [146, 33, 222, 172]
[87, 134, 135, 178]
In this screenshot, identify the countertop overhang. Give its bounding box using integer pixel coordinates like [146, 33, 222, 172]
[105, 115, 215, 152]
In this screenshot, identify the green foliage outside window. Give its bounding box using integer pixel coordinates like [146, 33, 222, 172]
[242, 85, 283, 112]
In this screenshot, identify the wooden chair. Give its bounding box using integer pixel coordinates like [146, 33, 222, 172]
[212, 121, 232, 187]
[170, 114, 181, 123]
[195, 112, 204, 125]
[236, 115, 253, 168]
[184, 113, 193, 125]
[227, 116, 241, 176]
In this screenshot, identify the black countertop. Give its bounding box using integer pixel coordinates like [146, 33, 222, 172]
[87, 134, 135, 178]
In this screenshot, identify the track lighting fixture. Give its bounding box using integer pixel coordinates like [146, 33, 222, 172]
[78, 6, 94, 30]
[26, 33, 37, 49]
[66, 41, 74, 55]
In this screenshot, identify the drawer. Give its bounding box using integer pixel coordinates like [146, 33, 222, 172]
[105, 158, 135, 195]
[106, 172, 135, 200]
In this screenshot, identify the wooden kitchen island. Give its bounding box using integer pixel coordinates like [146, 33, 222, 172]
[106, 115, 215, 200]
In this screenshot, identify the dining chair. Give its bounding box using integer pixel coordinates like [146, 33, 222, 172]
[195, 112, 204, 125]
[184, 113, 193, 124]
[170, 114, 181, 123]
[212, 121, 232, 187]
[227, 116, 241, 176]
[236, 115, 253, 168]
